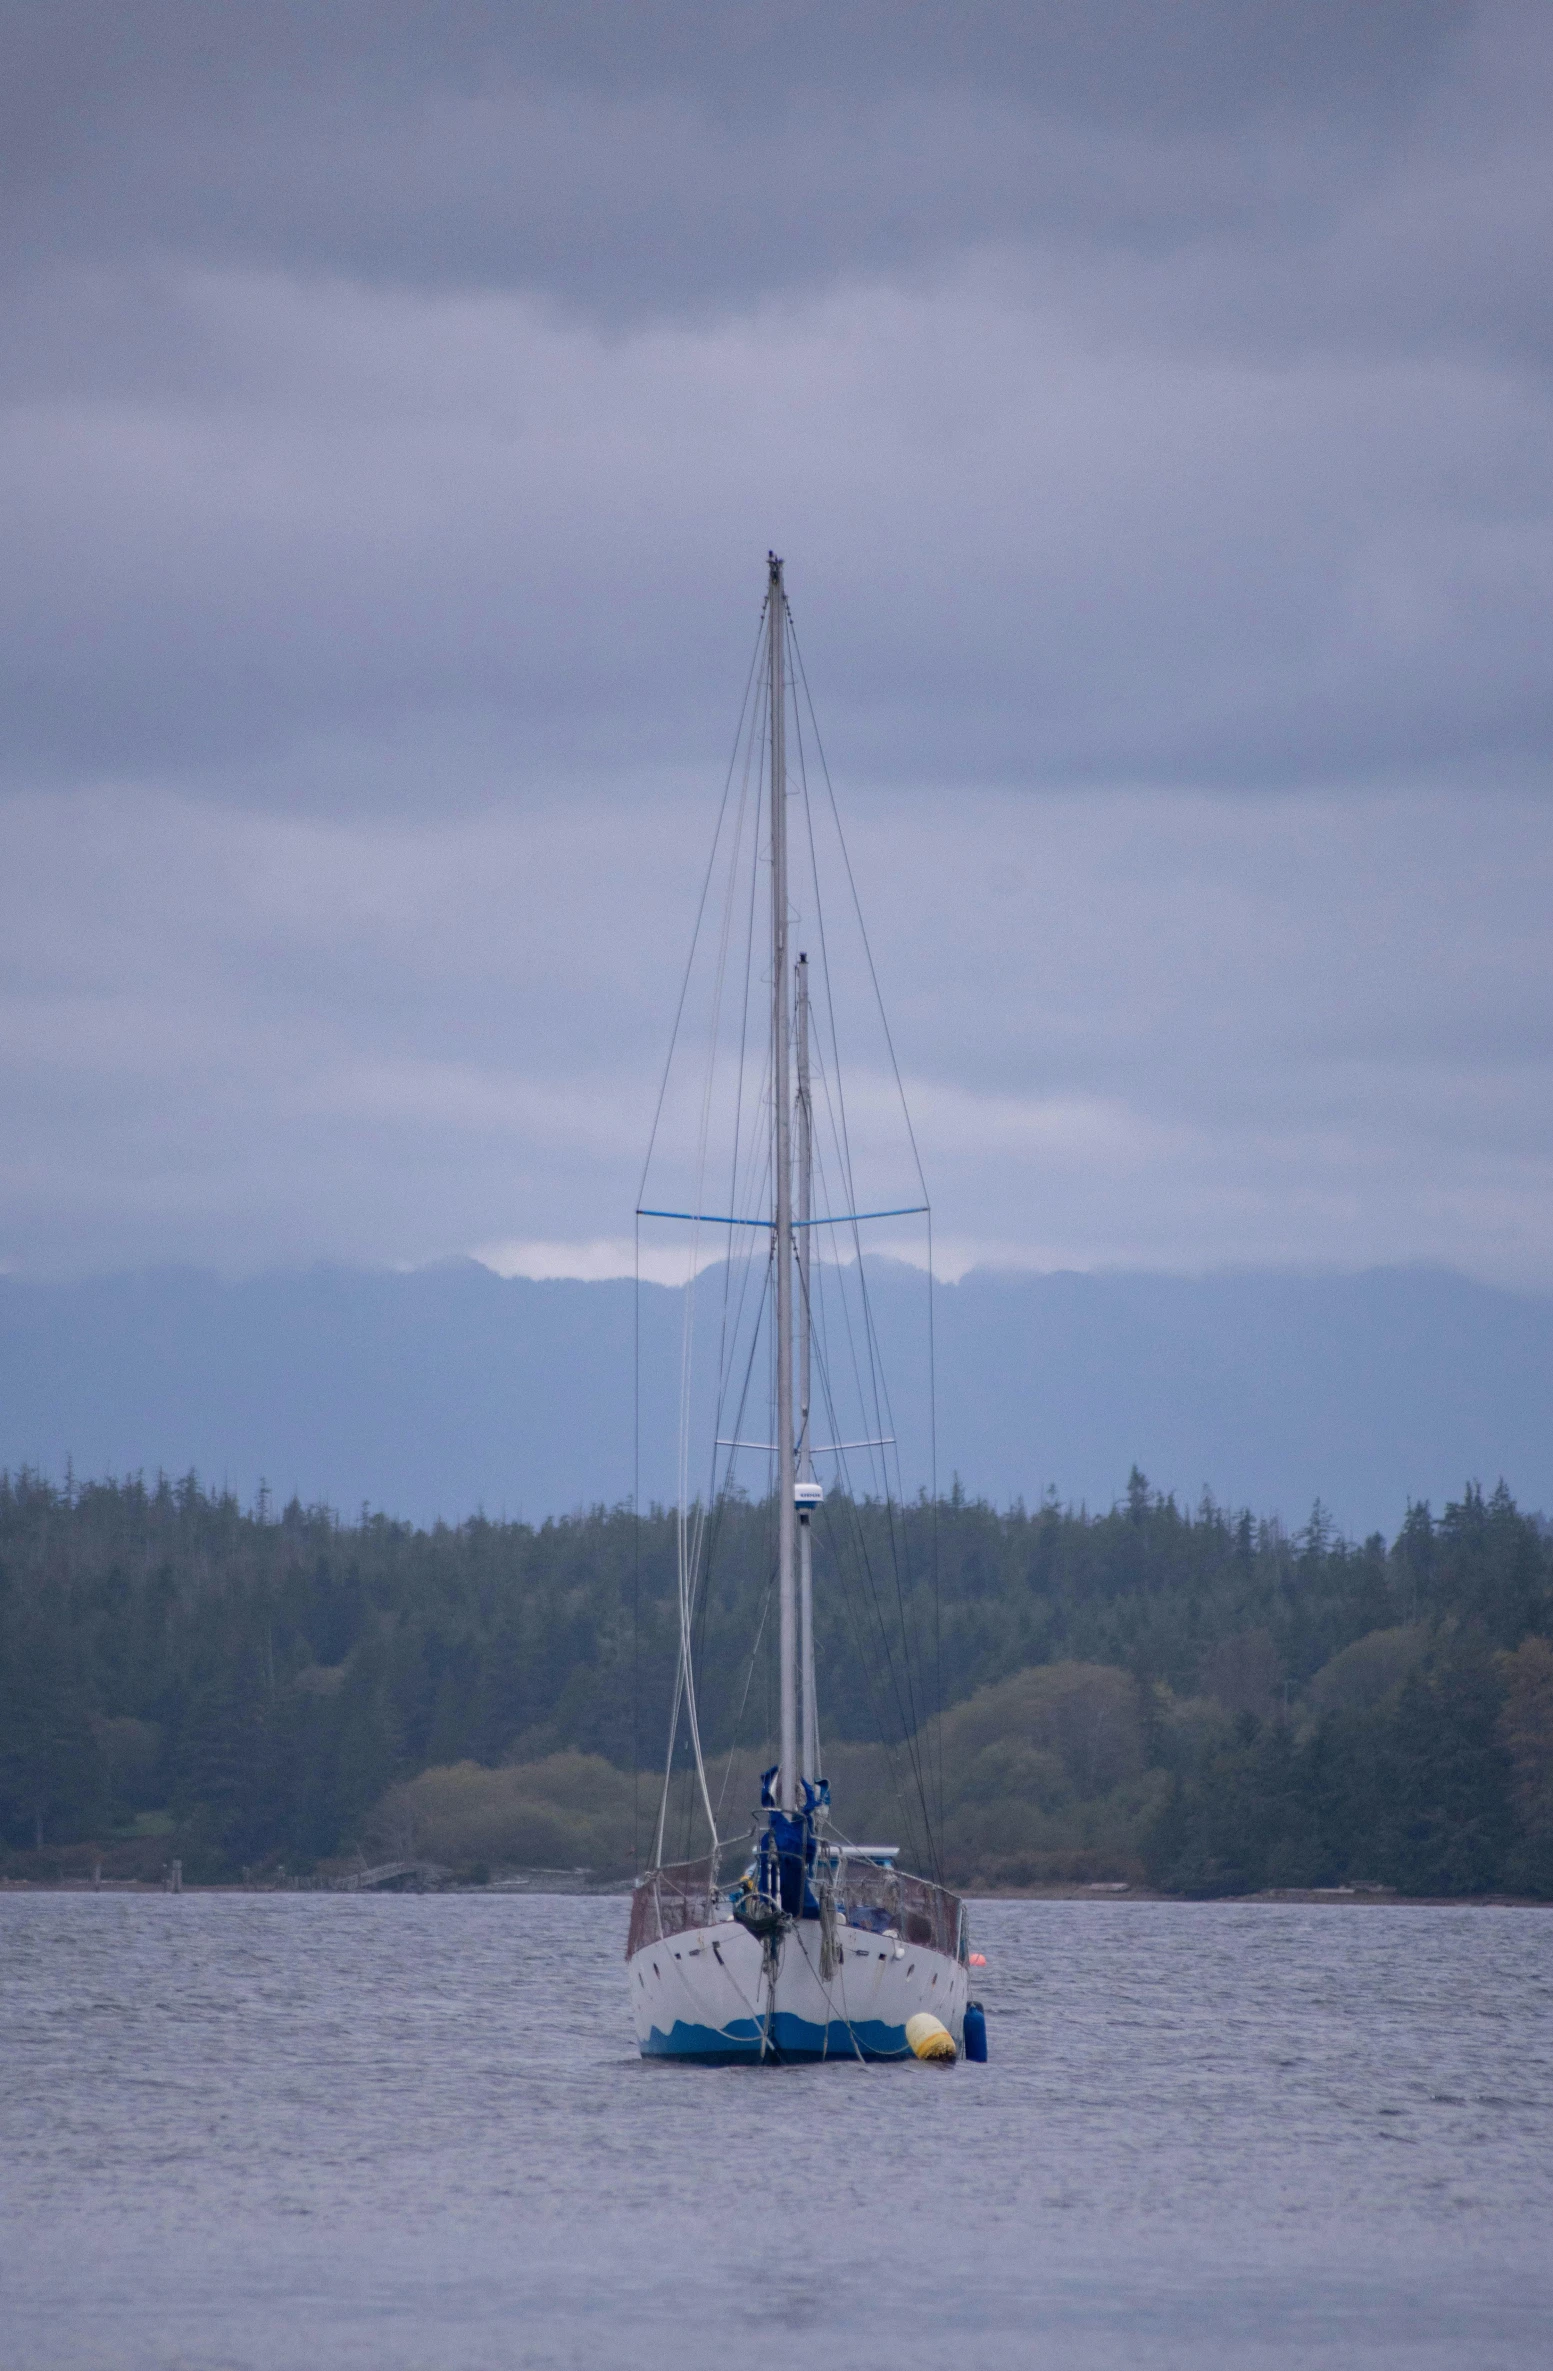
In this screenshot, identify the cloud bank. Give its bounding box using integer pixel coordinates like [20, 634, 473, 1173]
[1, 2, 1550, 1282]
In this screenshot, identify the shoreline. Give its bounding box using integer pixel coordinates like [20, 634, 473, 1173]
[3, 1874, 1549, 1908]
[965, 1883, 1553, 1907]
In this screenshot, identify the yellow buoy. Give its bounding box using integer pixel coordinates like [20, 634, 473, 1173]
[905, 2011, 956, 2062]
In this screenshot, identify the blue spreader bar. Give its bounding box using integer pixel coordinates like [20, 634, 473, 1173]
[637, 1204, 929, 1229]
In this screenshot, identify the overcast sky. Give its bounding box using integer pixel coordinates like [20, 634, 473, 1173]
[3, 1, 1551, 1286]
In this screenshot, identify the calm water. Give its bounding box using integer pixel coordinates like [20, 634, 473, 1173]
[2, 1894, 1550, 2369]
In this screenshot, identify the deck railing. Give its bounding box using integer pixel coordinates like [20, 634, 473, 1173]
[834, 1857, 964, 1959]
[627, 1848, 966, 1963]
[626, 1856, 719, 1956]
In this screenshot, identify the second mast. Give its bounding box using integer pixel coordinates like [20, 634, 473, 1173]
[768, 553, 798, 1817]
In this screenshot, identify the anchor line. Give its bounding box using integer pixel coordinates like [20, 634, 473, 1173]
[759, 1931, 782, 2064]
[793, 1922, 868, 2066]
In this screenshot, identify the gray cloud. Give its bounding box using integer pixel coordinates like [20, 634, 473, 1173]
[2, 257, 1550, 792]
[4, 5, 1538, 390]
[3, 6, 1466, 302]
[4, 779, 1552, 1285]
[1, 3, 1550, 1286]
[2, 4, 1548, 794]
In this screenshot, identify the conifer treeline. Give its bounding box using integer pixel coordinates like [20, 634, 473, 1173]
[0, 1465, 1549, 1891]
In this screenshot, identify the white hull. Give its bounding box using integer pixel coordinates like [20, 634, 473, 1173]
[629, 1908, 967, 2063]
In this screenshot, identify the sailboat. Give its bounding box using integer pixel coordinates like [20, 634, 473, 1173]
[625, 554, 974, 2064]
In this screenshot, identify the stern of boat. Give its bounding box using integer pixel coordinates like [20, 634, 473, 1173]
[626, 1853, 969, 2063]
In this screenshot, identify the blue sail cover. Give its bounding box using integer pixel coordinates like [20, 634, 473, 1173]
[758, 1769, 830, 1916]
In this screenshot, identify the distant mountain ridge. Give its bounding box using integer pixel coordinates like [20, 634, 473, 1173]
[1, 1260, 1549, 1538]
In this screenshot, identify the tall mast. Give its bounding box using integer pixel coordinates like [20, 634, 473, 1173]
[796, 950, 818, 1781]
[768, 554, 798, 1817]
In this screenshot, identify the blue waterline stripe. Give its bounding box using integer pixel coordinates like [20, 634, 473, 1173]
[642, 2012, 916, 2062]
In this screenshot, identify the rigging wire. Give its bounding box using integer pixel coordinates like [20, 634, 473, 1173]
[786, 613, 940, 1872]
[640, 578, 944, 1888]
[706, 720, 768, 1510]
[927, 1208, 945, 1841]
[714, 1552, 778, 1827]
[687, 1241, 773, 1853]
[633, 1210, 640, 1875]
[804, 1261, 940, 1878]
[677, 714, 774, 1859]
[790, 1095, 937, 1864]
[674, 685, 765, 1822]
[639, 607, 764, 1869]
[789, 619, 930, 1204]
[636, 611, 765, 1208]
[790, 608, 944, 1862]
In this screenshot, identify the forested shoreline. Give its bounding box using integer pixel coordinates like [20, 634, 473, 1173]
[1, 1466, 1550, 1897]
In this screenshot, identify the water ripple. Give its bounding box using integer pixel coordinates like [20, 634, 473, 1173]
[1, 1894, 1549, 2366]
